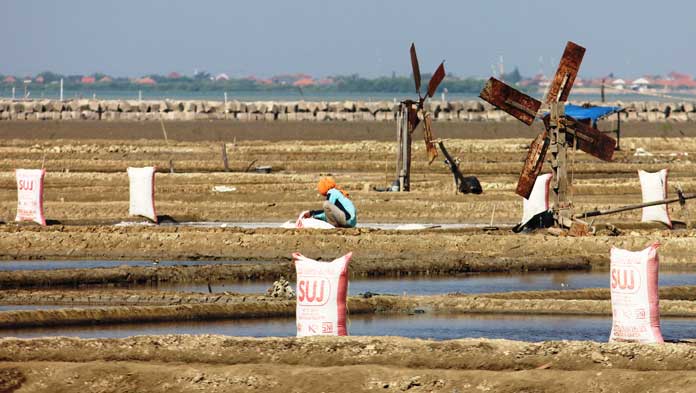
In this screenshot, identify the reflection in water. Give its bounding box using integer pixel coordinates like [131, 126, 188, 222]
[172, 271, 696, 296]
[4, 313, 696, 342]
[0, 260, 272, 272]
[5, 269, 692, 296]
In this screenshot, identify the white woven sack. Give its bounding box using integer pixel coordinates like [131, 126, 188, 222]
[638, 169, 671, 227]
[520, 173, 552, 227]
[15, 169, 46, 226]
[281, 212, 335, 229]
[127, 167, 157, 223]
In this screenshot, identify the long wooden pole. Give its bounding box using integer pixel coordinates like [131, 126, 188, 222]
[575, 193, 696, 219]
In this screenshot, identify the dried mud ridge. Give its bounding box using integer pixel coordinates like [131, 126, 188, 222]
[3, 225, 696, 289]
[3, 133, 696, 226]
[3, 287, 696, 329]
[3, 336, 696, 393]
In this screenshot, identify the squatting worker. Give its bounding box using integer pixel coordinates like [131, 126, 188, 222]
[303, 177, 357, 228]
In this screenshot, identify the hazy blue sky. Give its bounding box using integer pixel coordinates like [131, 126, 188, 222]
[3, 0, 695, 79]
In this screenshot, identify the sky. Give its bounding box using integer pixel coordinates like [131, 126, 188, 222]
[2, 0, 696, 79]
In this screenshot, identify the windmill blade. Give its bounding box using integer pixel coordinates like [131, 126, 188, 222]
[422, 113, 438, 164]
[479, 77, 541, 126]
[516, 131, 550, 199]
[563, 116, 615, 161]
[426, 62, 446, 98]
[410, 43, 422, 97]
[407, 104, 420, 132]
[545, 41, 585, 105]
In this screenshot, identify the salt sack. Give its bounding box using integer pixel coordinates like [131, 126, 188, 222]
[295, 211, 335, 229]
[519, 173, 552, 227]
[638, 169, 671, 227]
[294, 252, 352, 337]
[15, 169, 46, 226]
[609, 243, 663, 343]
[127, 167, 158, 223]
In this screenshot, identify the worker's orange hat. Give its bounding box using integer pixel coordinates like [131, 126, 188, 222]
[317, 177, 336, 196]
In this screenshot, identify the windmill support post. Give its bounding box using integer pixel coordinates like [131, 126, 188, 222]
[222, 143, 230, 172]
[549, 103, 572, 228]
[396, 104, 412, 191]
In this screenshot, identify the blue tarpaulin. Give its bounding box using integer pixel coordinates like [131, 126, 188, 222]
[563, 104, 621, 126]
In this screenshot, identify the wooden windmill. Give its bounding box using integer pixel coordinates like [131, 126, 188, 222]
[394, 43, 445, 191]
[479, 41, 616, 229]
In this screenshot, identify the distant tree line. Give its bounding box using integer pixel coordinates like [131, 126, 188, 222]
[0, 70, 494, 94]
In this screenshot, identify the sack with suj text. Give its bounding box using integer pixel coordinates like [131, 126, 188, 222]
[127, 167, 158, 223]
[294, 252, 351, 337]
[15, 169, 46, 226]
[609, 242, 663, 343]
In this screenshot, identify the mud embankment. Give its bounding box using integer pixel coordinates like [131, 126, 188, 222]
[3, 335, 696, 372]
[0, 257, 592, 289]
[4, 288, 696, 329]
[2, 226, 696, 286]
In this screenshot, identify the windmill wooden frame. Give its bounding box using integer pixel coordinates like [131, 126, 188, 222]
[480, 41, 616, 230]
[394, 43, 444, 191]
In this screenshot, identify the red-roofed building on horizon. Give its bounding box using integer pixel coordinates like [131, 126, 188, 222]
[135, 77, 156, 85]
[167, 72, 182, 79]
[81, 76, 96, 84]
[292, 77, 315, 87]
[4, 76, 17, 84]
[653, 71, 696, 89]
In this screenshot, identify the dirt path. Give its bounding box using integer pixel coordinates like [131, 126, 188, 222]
[3, 336, 696, 392]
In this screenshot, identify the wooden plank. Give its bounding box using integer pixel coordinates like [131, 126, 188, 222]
[422, 114, 438, 164]
[479, 77, 541, 126]
[516, 130, 549, 199]
[545, 41, 585, 105]
[564, 116, 615, 161]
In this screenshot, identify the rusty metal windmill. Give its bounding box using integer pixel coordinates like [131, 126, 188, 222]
[393, 43, 445, 191]
[480, 41, 616, 230]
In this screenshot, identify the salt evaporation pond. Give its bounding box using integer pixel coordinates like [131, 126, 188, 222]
[4, 313, 696, 342]
[162, 270, 696, 295]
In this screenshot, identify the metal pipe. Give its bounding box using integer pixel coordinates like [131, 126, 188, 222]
[575, 193, 696, 219]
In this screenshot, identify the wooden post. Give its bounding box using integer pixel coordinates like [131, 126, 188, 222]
[616, 111, 621, 151]
[403, 110, 412, 191]
[169, 159, 174, 174]
[395, 105, 403, 188]
[222, 143, 230, 172]
[550, 102, 571, 227]
[397, 105, 411, 191]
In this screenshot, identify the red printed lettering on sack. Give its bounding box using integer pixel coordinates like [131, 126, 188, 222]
[297, 277, 331, 306]
[321, 322, 333, 334]
[610, 267, 641, 294]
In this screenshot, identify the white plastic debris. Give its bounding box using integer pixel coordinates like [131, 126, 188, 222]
[212, 185, 237, 193]
[634, 147, 654, 157]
